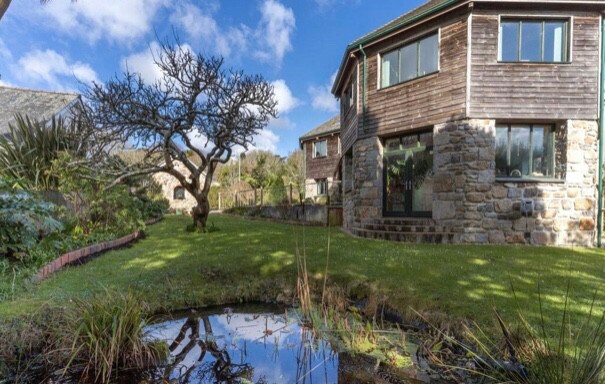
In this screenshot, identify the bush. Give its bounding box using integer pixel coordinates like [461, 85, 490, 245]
[0, 179, 63, 259]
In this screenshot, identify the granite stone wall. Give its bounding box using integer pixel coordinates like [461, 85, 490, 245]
[344, 119, 598, 246]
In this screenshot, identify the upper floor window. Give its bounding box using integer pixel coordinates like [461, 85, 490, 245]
[499, 19, 570, 63]
[342, 78, 356, 110]
[313, 140, 328, 158]
[495, 123, 556, 179]
[381, 32, 439, 88]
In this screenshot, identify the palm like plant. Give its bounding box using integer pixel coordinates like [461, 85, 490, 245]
[0, 115, 84, 190]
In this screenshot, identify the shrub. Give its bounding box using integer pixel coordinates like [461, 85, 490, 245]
[65, 291, 167, 383]
[0, 179, 63, 259]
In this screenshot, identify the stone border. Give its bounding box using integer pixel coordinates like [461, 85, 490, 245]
[33, 217, 164, 282]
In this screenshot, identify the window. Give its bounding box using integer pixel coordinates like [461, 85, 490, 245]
[495, 124, 555, 179]
[499, 19, 569, 63]
[342, 78, 356, 110]
[173, 187, 186, 200]
[316, 179, 328, 196]
[381, 32, 439, 88]
[313, 140, 328, 158]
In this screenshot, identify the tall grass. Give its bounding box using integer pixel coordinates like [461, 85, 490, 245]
[64, 290, 167, 383]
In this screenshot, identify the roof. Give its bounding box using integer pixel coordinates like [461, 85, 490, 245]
[0, 86, 80, 135]
[351, 0, 452, 48]
[299, 115, 340, 143]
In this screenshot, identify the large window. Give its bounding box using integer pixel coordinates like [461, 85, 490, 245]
[313, 140, 328, 158]
[499, 19, 570, 63]
[381, 32, 439, 88]
[495, 124, 555, 179]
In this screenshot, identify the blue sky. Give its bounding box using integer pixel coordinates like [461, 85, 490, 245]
[0, 0, 425, 156]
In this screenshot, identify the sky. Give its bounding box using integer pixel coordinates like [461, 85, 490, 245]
[0, 0, 425, 156]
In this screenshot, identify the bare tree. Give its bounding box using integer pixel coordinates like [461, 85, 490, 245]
[80, 42, 277, 230]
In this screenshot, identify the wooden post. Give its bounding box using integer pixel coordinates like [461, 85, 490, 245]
[289, 184, 293, 205]
[235, 192, 239, 207]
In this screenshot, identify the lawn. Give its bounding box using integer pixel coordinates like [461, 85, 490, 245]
[2, 214, 605, 335]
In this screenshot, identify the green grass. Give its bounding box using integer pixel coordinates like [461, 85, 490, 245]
[2, 215, 605, 335]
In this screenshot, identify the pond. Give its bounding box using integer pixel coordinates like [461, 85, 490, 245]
[145, 305, 427, 384]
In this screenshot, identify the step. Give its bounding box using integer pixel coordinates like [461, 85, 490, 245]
[359, 217, 435, 227]
[360, 223, 445, 233]
[350, 227, 456, 244]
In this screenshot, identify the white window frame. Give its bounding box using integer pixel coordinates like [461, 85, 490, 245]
[316, 179, 328, 196]
[497, 15, 573, 64]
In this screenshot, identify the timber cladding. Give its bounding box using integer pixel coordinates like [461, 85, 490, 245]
[341, 71, 358, 154]
[303, 134, 341, 180]
[469, 10, 600, 120]
[360, 13, 469, 138]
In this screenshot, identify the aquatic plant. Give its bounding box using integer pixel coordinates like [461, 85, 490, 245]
[64, 290, 167, 383]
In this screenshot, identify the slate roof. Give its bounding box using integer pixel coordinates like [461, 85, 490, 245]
[299, 115, 340, 142]
[0, 86, 80, 136]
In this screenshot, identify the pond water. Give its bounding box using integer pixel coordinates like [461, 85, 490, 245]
[146, 305, 339, 383]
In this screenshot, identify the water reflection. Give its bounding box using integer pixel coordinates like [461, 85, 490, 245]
[146, 308, 338, 383]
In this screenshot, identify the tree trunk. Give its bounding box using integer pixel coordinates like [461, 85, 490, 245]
[192, 194, 210, 230]
[0, 0, 12, 21]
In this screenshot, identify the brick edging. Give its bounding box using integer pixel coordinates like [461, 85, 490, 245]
[33, 216, 164, 283]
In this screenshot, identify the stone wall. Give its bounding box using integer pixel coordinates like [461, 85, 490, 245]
[344, 119, 598, 246]
[345, 136, 383, 227]
[433, 119, 598, 246]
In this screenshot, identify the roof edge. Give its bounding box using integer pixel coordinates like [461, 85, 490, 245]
[0, 85, 80, 98]
[299, 127, 341, 143]
[332, 0, 463, 95]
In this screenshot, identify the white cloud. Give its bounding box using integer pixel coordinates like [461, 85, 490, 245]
[169, 0, 293, 65]
[271, 79, 300, 115]
[251, 129, 280, 153]
[13, 49, 99, 90]
[255, 0, 295, 64]
[121, 42, 164, 84]
[39, 0, 167, 44]
[308, 72, 338, 113]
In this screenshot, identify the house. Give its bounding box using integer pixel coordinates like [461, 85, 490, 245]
[152, 158, 219, 214]
[299, 116, 341, 201]
[332, 0, 605, 246]
[0, 86, 81, 135]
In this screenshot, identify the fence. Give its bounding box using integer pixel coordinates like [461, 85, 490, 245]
[214, 180, 342, 210]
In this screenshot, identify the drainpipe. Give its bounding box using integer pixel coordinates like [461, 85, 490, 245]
[598, 16, 605, 247]
[359, 44, 367, 131]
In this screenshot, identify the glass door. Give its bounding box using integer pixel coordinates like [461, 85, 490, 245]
[383, 132, 433, 217]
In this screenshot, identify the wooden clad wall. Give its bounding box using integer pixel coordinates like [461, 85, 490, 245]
[469, 10, 600, 120]
[361, 14, 468, 138]
[340, 71, 359, 153]
[304, 134, 341, 180]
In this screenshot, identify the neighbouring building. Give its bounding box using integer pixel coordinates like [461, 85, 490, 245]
[0, 86, 81, 135]
[299, 116, 341, 201]
[332, 0, 605, 246]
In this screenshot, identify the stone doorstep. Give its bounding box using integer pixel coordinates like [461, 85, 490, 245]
[350, 227, 456, 244]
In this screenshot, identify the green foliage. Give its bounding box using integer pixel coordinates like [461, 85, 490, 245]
[66, 290, 166, 383]
[0, 178, 63, 258]
[0, 115, 84, 190]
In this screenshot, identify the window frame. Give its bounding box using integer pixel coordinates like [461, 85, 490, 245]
[312, 139, 328, 159]
[495, 123, 559, 182]
[173, 187, 186, 200]
[378, 30, 441, 89]
[497, 16, 572, 64]
[316, 179, 328, 196]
